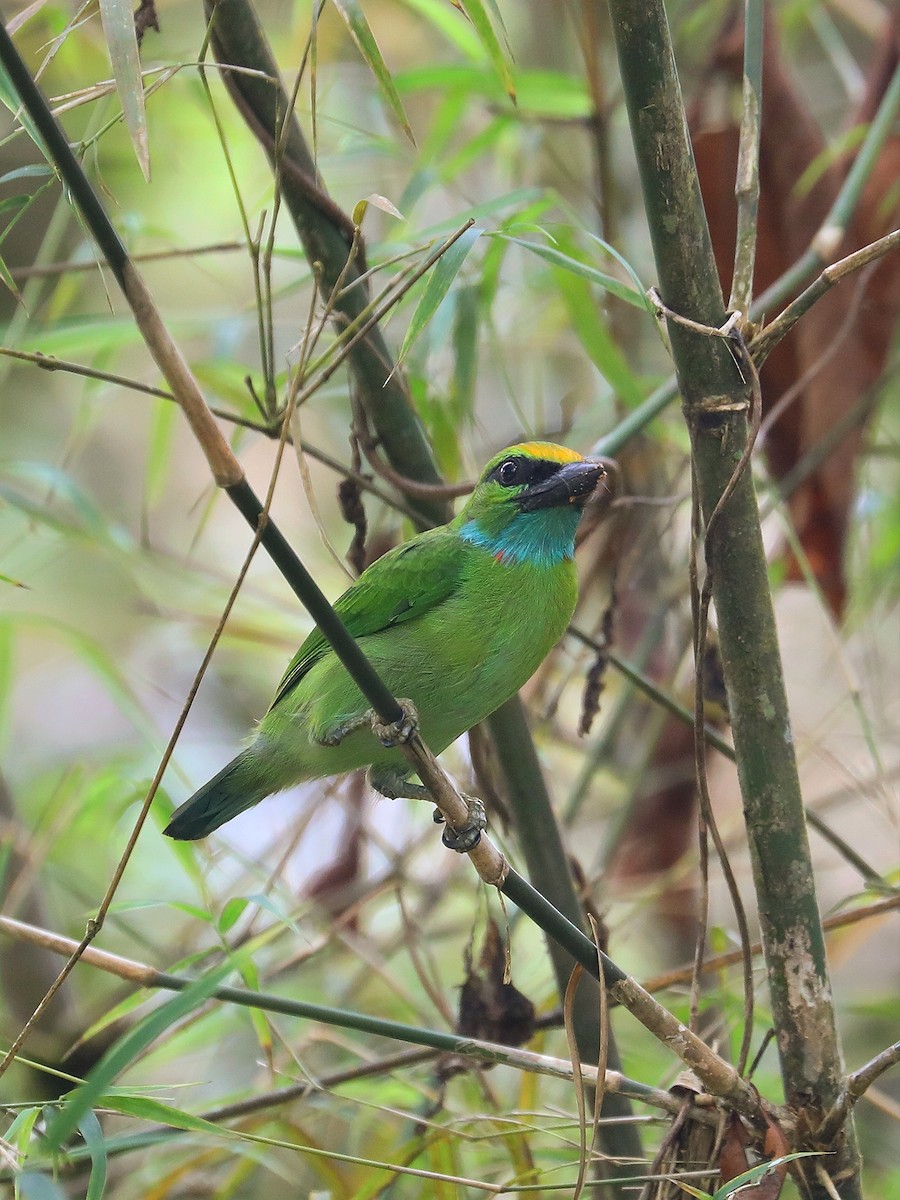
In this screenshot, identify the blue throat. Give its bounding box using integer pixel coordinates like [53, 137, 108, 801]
[460, 509, 579, 568]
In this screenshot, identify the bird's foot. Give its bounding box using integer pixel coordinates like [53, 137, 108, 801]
[316, 712, 371, 747]
[316, 699, 418, 749]
[433, 796, 487, 853]
[367, 765, 429, 802]
[367, 766, 487, 852]
[371, 699, 419, 748]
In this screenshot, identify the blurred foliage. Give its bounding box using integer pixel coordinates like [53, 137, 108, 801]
[0, 0, 898, 1197]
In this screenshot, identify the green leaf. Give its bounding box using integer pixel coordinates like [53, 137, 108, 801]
[395, 64, 500, 98]
[397, 0, 483, 59]
[44, 964, 234, 1149]
[217, 895, 250, 934]
[99, 0, 150, 179]
[497, 233, 650, 310]
[0, 164, 54, 184]
[240, 892, 305, 938]
[0, 62, 47, 152]
[6, 1103, 41, 1153]
[451, 282, 479, 422]
[398, 225, 481, 362]
[0, 461, 132, 550]
[78, 1110, 108, 1200]
[330, 0, 416, 145]
[0, 248, 22, 303]
[101, 1093, 226, 1138]
[585, 232, 651, 308]
[145, 397, 177, 508]
[550, 233, 643, 405]
[0, 193, 29, 218]
[515, 70, 590, 119]
[18, 1175, 69, 1200]
[712, 1153, 821, 1198]
[456, 0, 515, 102]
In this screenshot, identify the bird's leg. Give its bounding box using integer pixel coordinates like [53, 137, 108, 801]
[314, 698, 420, 748]
[366, 700, 487, 853]
[366, 765, 431, 803]
[368, 765, 487, 852]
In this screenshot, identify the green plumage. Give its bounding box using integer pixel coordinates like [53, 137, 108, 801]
[165, 443, 603, 839]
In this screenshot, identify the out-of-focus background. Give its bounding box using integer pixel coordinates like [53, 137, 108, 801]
[1, 1, 898, 1195]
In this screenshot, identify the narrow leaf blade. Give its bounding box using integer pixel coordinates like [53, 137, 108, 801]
[331, 0, 416, 145]
[457, 0, 515, 101]
[98, 0, 150, 179]
[398, 225, 481, 362]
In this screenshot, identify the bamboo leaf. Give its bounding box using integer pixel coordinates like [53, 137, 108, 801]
[145, 397, 177, 508]
[552, 259, 644, 406]
[0, 163, 53, 184]
[397, 225, 481, 362]
[497, 233, 650, 310]
[78, 1110, 108, 1200]
[102, 1093, 227, 1138]
[398, 0, 483, 58]
[0, 60, 46, 150]
[456, 0, 515, 102]
[330, 0, 416, 145]
[18, 1174, 69, 1200]
[99, 0, 150, 180]
[0, 247, 22, 304]
[712, 1153, 820, 1198]
[44, 965, 234, 1149]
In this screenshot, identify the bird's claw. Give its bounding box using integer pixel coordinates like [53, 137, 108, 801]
[433, 797, 487, 853]
[371, 699, 419, 748]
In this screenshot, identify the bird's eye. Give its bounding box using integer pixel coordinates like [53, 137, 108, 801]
[498, 459, 520, 486]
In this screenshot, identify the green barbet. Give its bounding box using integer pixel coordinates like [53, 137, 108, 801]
[164, 442, 605, 840]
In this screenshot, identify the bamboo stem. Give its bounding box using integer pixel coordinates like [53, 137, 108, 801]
[604, 1, 861, 1194]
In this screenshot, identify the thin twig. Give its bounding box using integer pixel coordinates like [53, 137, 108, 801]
[751, 229, 900, 367]
[568, 627, 892, 890]
[9, 240, 245, 281]
[0, 913, 720, 1125]
[817, 1042, 900, 1143]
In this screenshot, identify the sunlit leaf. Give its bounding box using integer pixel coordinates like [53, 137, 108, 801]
[398, 0, 483, 59]
[218, 895, 250, 934]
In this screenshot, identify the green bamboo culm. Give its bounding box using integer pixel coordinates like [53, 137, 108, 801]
[604, 1, 860, 1196]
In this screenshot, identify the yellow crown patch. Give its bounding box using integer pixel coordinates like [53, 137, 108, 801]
[512, 441, 584, 465]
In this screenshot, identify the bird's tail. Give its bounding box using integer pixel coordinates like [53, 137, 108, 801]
[164, 753, 269, 840]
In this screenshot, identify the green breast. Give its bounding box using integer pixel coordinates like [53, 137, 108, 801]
[259, 547, 578, 783]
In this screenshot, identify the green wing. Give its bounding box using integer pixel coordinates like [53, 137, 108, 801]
[269, 524, 465, 709]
